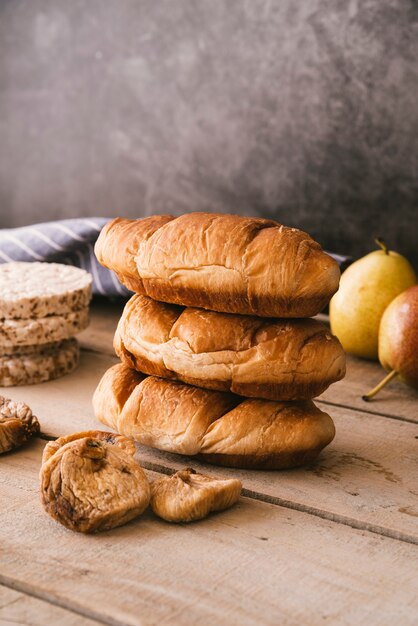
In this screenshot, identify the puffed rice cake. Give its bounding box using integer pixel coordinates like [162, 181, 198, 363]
[0, 308, 89, 348]
[0, 338, 80, 387]
[0, 262, 92, 319]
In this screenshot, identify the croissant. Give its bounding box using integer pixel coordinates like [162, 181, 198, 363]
[95, 213, 340, 317]
[93, 363, 336, 470]
[115, 295, 346, 401]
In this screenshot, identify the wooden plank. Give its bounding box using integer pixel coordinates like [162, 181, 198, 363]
[2, 349, 418, 543]
[134, 400, 418, 545]
[0, 350, 120, 438]
[0, 584, 101, 625]
[1, 441, 418, 626]
[80, 299, 418, 423]
[78, 298, 125, 356]
[319, 354, 418, 424]
[316, 313, 418, 422]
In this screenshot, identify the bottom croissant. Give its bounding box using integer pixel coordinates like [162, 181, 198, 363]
[93, 364, 336, 470]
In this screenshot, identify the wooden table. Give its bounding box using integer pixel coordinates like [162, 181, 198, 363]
[1, 299, 418, 626]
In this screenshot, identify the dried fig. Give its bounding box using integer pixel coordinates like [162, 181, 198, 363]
[150, 468, 242, 522]
[0, 396, 40, 454]
[42, 429, 136, 464]
[40, 432, 150, 533]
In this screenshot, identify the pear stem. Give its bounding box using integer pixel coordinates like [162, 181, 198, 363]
[375, 237, 389, 255]
[362, 370, 398, 401]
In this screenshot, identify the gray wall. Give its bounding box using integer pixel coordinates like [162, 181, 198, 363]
[1, 0, 417, 264]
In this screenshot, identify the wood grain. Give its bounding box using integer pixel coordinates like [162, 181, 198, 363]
[0, 585, 101, 625]
[2, 301, 418, 625]
[78, 298, 125, 356]
[133, 401, 418, 544]
[1, 441, 418, 626]
[319, 354, 418, 424]
[2, 348, 417, 543]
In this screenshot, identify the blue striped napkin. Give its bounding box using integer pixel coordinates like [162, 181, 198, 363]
[0, 218, 130, 296]
[0, 217, 350, 298]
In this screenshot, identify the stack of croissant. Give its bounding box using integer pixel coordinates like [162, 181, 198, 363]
[93, 213, 345, 469]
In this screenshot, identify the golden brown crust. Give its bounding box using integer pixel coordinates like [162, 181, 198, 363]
[93, 364, 336, 470]
[95, 215, 174, 288]
[197, 449, 324, 470]
[94, 364, 238, 456]
[114, 295, 346, 401]
[95, 213, 340, 317]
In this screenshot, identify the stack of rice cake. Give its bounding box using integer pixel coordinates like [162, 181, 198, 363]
[0, 262, 92, 386]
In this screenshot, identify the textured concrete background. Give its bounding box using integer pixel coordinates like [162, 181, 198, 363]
[0, 0, 417, 264]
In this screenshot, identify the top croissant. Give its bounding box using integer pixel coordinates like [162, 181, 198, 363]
[95, 213, 340, 317]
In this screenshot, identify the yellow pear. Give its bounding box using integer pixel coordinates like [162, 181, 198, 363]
[329, 239, 416, 360]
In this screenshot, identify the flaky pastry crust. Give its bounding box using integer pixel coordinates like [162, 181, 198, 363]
[115, 295, 346, 400]
[93, 364, 336, 470]
[95, 213, 340, 317]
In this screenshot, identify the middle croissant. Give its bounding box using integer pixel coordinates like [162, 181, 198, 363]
[115, 295, 346, 401]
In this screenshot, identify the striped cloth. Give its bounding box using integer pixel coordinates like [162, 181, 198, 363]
[0, 217, 350, 298]
[0, 218, 130, 297]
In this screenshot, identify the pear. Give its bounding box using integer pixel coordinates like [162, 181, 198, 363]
[363, 285, 418, 400]
[330, 239, 416, 360]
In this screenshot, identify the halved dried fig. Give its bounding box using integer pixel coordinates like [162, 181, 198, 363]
[150, 468, 242, 522]
[0, 396, 40, 454]
[42, 429, 136, 464]
[40, 433, 150, 533]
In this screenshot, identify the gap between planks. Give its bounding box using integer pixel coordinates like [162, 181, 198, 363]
[24, 346, 418, 547]
[0, 465, 163, 626]
[317, 398, 418, 425]
[126, 458, 418, 547]
[7, 436, 418, 547]
[0, 575, 124, 626]
[0, 482, 417, 626]
[1, 446, 416, 625]
[0, 481, 417, 626]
